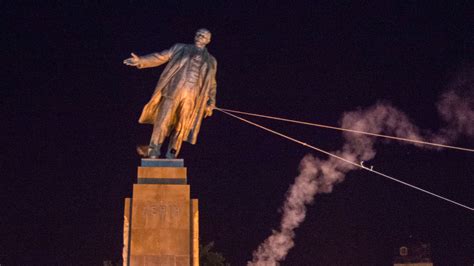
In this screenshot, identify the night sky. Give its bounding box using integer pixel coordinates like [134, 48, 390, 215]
[2, 1, 473, 265]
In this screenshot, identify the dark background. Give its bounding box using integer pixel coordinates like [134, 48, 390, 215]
[2, 1, 473, 265]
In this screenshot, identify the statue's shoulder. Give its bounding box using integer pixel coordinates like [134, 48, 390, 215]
[171, 43, 186, 51]
[207, 53, 217, 66]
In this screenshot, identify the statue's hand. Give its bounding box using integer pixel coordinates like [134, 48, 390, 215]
[123, 53, 140, 66]
[204, 106, 214, 118]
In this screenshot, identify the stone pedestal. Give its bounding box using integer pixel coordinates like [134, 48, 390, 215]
[123, 159, 199, 266]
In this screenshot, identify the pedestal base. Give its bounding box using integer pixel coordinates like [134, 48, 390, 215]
[123, 159, 199, 266]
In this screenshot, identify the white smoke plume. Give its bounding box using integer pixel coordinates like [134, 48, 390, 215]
[249, 69, 474, 265]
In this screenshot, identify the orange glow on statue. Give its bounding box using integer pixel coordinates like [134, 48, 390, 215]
[124, 29, 217, 158]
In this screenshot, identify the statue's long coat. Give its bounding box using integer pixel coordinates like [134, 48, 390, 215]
[137, 43, 217, 144]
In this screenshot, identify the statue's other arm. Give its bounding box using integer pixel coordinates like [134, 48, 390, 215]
[205, 59, 217, 118]
[208, 63, 217, 107]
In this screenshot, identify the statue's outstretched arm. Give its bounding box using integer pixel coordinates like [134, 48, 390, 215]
[123, 53, 140, 66]
[123, 46, 175, 69]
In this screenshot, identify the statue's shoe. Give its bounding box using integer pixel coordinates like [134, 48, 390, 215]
[148, 147, 161, 159]
[166, 149, 177, 159]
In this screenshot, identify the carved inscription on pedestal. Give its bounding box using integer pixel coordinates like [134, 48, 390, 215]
[142, 201, 182, 228]
[130, 184, 191, 261]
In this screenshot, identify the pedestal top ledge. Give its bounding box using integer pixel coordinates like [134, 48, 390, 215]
[141, 158, 184, 167]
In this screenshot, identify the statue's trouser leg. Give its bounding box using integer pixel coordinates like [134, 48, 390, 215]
[166, 91, 197, 158]
[150, 98, 177, 157]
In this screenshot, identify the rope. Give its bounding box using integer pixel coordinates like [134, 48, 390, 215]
[217, 107, 474, 153]
[216, 108, 474, 212]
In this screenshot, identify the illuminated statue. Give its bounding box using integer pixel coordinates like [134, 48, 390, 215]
[124, 29, 217, 158]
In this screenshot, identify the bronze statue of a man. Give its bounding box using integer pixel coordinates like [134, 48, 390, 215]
[124, 29, 217, 158]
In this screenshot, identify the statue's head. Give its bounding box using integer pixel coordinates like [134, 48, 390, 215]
[194, 28, 211, 47]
